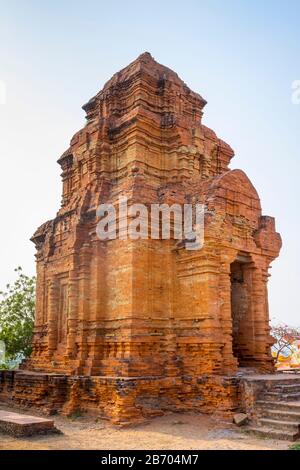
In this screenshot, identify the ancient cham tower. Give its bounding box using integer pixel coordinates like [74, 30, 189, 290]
[0, 53, 281, 423]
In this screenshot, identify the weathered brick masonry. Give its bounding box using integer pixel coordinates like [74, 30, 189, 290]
[0, 53, 281, 423]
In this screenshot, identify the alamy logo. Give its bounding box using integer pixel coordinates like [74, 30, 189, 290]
[291, 80, 300, 104]
[96, 197, 205, 250]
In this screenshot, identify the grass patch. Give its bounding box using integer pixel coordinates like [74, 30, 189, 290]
[289, 443, 300, 450]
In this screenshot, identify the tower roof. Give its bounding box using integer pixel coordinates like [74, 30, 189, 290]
[82, 52, 207, 115]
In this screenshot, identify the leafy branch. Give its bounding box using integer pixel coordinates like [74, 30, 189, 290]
[0, 267, 36, 362]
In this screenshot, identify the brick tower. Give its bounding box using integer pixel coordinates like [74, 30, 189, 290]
[0, 53, 281, 423]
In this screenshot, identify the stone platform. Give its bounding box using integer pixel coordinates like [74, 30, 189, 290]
[2, 370, 300, 439]
[0, 410, 59, 437]
[0, 369, 238, 425]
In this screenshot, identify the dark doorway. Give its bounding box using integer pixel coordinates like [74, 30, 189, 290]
[230, 260, 249, 365]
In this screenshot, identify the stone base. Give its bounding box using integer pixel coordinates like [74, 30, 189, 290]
[0, 370, 239, 425]
[0, 410, 59, 437]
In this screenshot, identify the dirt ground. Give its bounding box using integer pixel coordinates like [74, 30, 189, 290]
[0, 406, 292, 450]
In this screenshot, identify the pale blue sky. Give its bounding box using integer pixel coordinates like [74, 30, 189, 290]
[0, 0, 299, 325]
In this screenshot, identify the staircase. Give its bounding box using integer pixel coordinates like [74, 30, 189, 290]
[245, 377, 300, 441]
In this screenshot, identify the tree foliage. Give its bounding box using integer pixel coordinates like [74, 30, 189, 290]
[0, 267, 36, 361]
[271, 323, 300, 362]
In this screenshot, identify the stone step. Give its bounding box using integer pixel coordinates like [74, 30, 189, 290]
[258, 417, 300, 431]
[256, 400, 300, 412]
[263, 391, 300, 401]
[259, 378, 300, 386]
[245, 426, 300, 441]
[262, 408, 300, 421]
[273, 384, 300, 393]
[0, 410, 60, 437]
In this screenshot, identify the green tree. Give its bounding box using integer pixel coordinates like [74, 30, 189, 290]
[0, 267, 36, 362]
